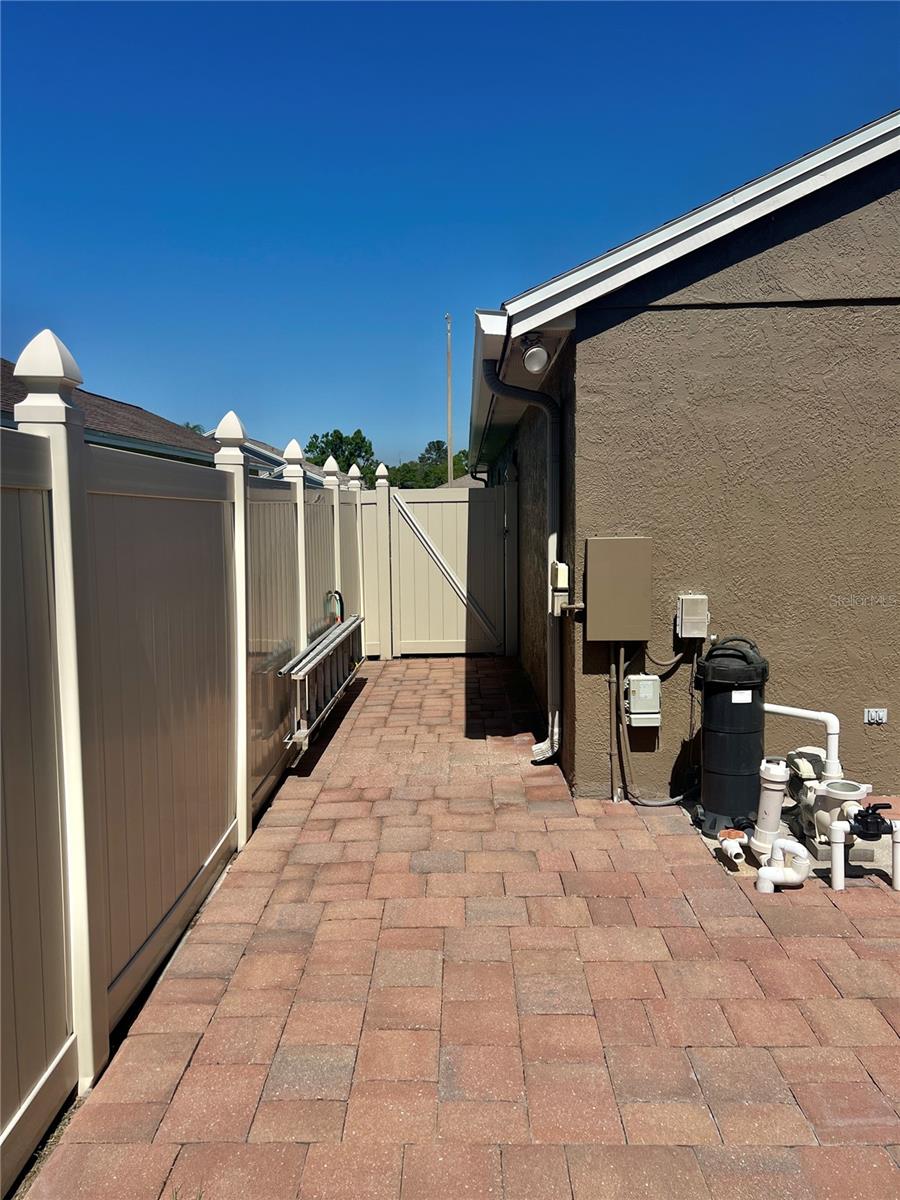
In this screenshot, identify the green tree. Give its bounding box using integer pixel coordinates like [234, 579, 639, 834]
[301, 430, 469, 490]
[388, 442, 470, 489]
[182, 421, 206, 435]
[305, 429, 377, 487]
[388, 459, 424, 488]
[418, 439, 447, 469]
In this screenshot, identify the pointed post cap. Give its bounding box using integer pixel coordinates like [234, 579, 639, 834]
[322, 454, 339, 487]
[14, 329, 83, 390]
[375, 462, 389, 487]
[348, 463, 361, 478]
[214, 410, 247, 447]
[283, 438, 304, 464]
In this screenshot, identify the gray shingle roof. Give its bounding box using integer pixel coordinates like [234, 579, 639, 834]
[1, 357, 217, 459]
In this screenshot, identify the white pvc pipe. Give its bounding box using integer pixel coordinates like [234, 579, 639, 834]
[830, 820, 850, 891]
[764, 703, 842, 778]
[892, 822, 900, 893]
[720, 835, 747, 863]
[751, 758, 789, 862]
[756, 837, 811, 893]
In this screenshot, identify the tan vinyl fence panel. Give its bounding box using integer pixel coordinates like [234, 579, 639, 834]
[304, 484, 335, 641]
[360, 495, 383, 655]
[85, 447, 235, 1012]
[2, 333, 373, 1184]
[248, 479, 298, 806]
[390, 488, 506, 654]
[0, 431, 76, 1189]
[339, 490, 361, 616]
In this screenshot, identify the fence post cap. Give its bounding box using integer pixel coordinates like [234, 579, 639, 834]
[214, 410, 247, 446]
[348, 463, 361, 478]
[214, 411, 248, 468]
[14, 328, 83, 389]
[323, 455, 339, 473]
[14, 329, 85, 425]
[348, 463, 362, 490]
[282, 438, 305, 482]
[375, 462, 389, 487]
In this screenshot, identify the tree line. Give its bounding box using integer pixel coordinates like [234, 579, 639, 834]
[304, 429, 468, 489]
[185, 421, 471, 488]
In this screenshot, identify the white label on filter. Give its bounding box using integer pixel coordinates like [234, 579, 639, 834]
[731, 690, 752, 704]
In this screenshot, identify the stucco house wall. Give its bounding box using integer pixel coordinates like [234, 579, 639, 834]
[504, 344, 577, 726]
[566, 153, 900, 797]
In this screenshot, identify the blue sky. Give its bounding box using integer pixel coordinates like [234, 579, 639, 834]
[2, 2, 897, 463]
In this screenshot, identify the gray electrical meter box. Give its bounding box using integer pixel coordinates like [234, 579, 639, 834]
[585, 537, 652, 641]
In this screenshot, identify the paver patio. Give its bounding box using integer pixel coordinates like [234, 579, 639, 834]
[26, 658, 900, 1198]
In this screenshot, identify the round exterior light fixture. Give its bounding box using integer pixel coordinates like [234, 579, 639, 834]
[522, 343, 550, 374]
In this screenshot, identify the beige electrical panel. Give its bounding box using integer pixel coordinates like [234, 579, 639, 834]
[585, 536, 652, 641]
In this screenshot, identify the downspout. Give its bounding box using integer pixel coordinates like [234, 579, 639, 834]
[482, 359, 561, 761]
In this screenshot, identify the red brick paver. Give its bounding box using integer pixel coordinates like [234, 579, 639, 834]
[27, 659, 900, 1198]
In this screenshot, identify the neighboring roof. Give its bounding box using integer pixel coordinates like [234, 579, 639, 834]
[450, 471, 484, 488]
[504, 110, 900, 336]
[2, 356, 217, 463]
[470, 110, 900, 471]
[246, 436, 285, 459]
[3, 355, 347, 481]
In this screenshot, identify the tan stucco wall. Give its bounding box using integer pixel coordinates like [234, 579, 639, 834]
[515, 406, 549, 712]
[568, 156, 900, 797]
[509, 345, 575, 726]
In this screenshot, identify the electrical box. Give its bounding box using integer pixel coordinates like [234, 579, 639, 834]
[585, 537, 652, 642]
[864, 708, 888, 725]
[625, 673, 661, 727]
[676, 593, 709, 640]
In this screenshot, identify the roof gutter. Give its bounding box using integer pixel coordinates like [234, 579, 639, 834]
[482, 359, 562, 764]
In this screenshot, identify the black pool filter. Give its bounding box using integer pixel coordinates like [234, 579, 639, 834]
[694, 637, 769, 830]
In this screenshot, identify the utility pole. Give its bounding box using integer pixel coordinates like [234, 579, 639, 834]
[445, 312, 453, 486]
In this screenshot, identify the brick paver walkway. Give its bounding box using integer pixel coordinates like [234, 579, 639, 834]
[28, 659, 900, 1198]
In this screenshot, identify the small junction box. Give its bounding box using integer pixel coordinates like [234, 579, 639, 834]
[676, 593, 709, 640]
[625, 673, 661, 727]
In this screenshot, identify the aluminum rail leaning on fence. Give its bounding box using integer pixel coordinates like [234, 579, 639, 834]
[280, 615, 365, 751]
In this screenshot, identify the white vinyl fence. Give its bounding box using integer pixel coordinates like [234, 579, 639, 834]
[0, 332, 367, 1192]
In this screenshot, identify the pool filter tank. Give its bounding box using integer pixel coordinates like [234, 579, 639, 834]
[694, 637, 769, 835]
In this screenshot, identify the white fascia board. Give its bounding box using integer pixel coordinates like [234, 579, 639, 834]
[468, 309, 509, 469]
[506, 111, 900, 337]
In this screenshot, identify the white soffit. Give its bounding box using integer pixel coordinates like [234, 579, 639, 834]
[504, 110, 900, 336]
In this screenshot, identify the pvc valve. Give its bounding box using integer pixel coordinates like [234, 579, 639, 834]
[850, 803, 893, 841]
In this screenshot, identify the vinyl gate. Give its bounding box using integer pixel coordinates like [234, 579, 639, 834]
[361, 481, 516, 658]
